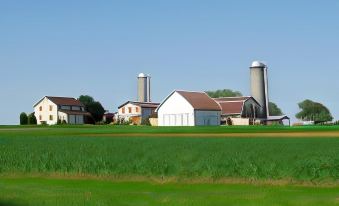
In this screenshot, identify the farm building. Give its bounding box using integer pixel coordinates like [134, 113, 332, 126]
[117, 73, 160, 125]
[265, 115, 290, 125]
[214, 96, 261, 125]
[117, 101, 159, 124]
[102, 112, 115, 123]
[33, 96, 90, 125]
[156, 90, 221, 126]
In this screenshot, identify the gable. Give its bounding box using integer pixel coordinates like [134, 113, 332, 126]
[157, 91, 194, 113]
[33, 97, 57, 109]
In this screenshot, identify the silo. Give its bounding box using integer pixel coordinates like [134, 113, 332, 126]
[250, 61, 269, 119]
[137, 73, 151, 102]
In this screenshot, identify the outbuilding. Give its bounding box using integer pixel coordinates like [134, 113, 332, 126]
[156, 90, 221, 126]
[214, 96, 261, 125]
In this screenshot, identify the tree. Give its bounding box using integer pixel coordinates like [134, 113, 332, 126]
[268, 102, 283, 116]
[206, 89, 243, 98]
[20, 112, 28, 125]
[78, 95, 105, 123]
[27, 113, 37, 125]
[87, 101, 105, 122]
[78, 95, 95, 105]
[296, 99, 333, 123]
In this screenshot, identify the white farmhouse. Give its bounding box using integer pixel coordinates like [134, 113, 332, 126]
[156, 90, 221, 126]
[33, 96, 90, 125]
[117, 101, 160, 125]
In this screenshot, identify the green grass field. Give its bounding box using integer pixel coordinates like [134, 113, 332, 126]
[1, 177, 339, 206]
[0, 125, 338, 205]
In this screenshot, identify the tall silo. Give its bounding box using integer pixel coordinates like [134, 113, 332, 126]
[250, 61, 269, 119]
[137, 73, 151, 102]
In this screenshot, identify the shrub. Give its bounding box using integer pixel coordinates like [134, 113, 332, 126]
[113, 118, 131, 125]
[57, 119, 67, 125]
[27, 113, 37, 125]
[141, 117, 151, 126]
[20, 112, 28, 125]
[226, 117, 233, 126]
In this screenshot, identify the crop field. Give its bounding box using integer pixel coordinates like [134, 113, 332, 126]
[0, 125, 339, 205]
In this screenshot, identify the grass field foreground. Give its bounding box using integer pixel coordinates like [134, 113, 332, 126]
[1, 125, 339, 205]
[1, 177, 339, 206]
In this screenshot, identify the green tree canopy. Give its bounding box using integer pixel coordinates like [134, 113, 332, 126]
[78, 95, 105, 123]
[206, 89, 243, 98]
[296, 99, 333, 123]
[78, 95, 95, 105]
[20, 112, 28, 125]
[268, 102, 283, 116]
[27, 113, 37, 125]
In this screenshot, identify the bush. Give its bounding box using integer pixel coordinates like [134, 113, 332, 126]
[20, 112, 28, 125]
[226, 117, 233, 126]
[57, 119, 67, 125]
[141, 117, 151, 126]
[27, 113, 37, 125]
[113, 118, 131, 125]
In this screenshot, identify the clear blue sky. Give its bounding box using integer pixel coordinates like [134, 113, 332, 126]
[1, 0, 339, 125]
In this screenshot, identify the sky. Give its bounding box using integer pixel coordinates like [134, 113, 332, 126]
[1, 0, 339, 125]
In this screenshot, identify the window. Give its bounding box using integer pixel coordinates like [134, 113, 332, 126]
[49, 115, 53, 121]
[128, 107, 132, 113]
[49, 105, 53, 111]
[39, 106, 42, 111]
[39, 115, 42, 120]
[122, 108, 125, 114]
[136, 107, 139, 113]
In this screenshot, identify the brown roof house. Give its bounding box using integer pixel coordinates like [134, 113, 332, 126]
[33, 96, 90, 125]
[213, 96, 261, 125]
[117, 101, 160, 125]
[156, 90, 221, 126]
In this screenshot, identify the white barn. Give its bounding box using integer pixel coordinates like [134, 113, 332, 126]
[156, 90, 221, 126]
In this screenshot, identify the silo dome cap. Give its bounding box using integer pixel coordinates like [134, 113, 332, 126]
[251, 61, 266, 67]
[138, 73, 147, 77]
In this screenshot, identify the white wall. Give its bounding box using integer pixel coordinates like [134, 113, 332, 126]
[231, 118, 250, 126]
[118, 103, 141, 121]
[158, 92, 195, 126]
[58, 111, 68, 123]
[34, 97, 58, 125]
[195, 110, 221, 126]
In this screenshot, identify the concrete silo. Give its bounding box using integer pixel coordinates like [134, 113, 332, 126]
[137, 73, 151, 102]
[250, 61, 269, 119]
